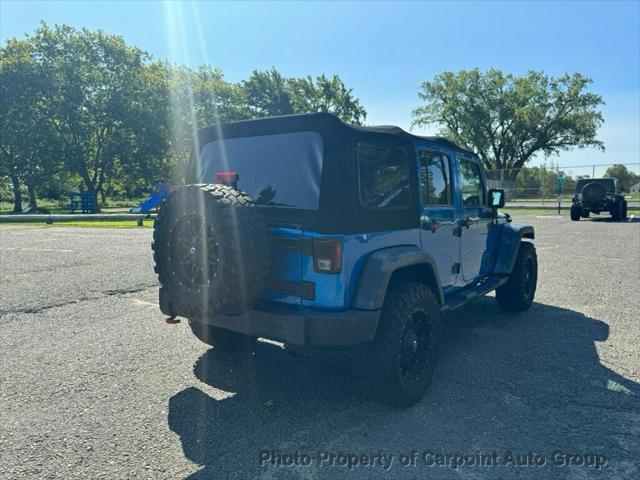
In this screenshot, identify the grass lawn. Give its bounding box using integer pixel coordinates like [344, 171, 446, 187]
[502, 208, 640, 215]
[1, 219, 152, 228]
[0, 198, 143, 214]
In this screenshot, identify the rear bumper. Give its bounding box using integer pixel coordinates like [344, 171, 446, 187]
[195, 303, 381, 347]
[573, 199, 614, 211]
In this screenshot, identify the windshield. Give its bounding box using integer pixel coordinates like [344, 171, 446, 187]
[198, 131, 323, 210]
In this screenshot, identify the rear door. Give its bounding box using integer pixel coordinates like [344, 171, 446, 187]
[418, 147, 460, 291]
[457, 157, 493, 282]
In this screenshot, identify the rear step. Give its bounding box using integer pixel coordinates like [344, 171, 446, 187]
[441, 275, 509, 312]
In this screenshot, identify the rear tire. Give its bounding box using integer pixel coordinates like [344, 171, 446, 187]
[611, 198, 622, 221]
[570, 205, 581, 221]
[582, 182, 606, 204]
[365, 283, 441, 408]
[496, 242, 537, 312]
[188, 320, 256, 352]
[612, 197, 627, 221]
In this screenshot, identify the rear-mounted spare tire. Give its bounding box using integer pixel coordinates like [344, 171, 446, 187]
[581, 182, 606, 205]
[153, 184, 270, 318]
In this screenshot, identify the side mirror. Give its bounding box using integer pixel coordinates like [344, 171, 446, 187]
[488, 189, 505, 209]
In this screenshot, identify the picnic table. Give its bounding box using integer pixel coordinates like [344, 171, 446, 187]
[69, 191, 99, 213]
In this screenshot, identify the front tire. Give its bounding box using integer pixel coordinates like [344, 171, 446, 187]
[188, 320, 256, 352]
[496, 242, 538, 311]
[365, 283, 441, 408]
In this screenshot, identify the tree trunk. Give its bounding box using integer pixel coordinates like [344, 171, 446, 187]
[80, 168, 95, 193]
[27, 183, 38, 208]
[11, 176, 23, 213]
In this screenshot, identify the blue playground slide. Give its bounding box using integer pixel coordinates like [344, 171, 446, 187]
[130, 182, 169, 213]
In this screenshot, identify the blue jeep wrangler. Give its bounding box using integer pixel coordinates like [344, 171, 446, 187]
[153, 113, 537, 406]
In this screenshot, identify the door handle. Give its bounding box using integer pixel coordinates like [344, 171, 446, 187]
[420, 217, 441, 233]
[459, 217, 476, 228]
[453, 221, 463, 237]
[453, 217, 474, 236]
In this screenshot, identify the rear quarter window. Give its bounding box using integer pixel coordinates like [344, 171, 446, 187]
[358, 143, 410, 209]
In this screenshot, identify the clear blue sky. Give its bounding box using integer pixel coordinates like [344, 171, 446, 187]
[2, 0, 639, 172]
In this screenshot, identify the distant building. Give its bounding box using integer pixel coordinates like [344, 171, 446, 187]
[631, 182, 640, 194]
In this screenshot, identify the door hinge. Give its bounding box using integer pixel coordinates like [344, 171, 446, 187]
[451, 263, 461, 274]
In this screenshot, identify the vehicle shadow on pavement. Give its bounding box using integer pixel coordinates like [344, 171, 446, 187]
[168, 298, 639, 479]
[590, 216, 640, 223]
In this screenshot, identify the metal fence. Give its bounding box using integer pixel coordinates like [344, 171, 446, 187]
[485, 163, 640, 206]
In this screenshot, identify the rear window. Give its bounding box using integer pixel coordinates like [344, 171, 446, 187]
[358, 144, 410, 209]
[198, 131, 323, 210]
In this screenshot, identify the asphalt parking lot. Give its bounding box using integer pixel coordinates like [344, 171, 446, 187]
[1, 212, 639, 479]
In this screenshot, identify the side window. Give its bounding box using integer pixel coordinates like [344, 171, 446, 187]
[419, 150, 451, 205]
[459, 160, 485, 206]
[358, 143, 410, 209]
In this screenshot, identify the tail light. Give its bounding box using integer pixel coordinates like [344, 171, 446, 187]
[216, 172, 239, 188]
[312, 238, 342, 274]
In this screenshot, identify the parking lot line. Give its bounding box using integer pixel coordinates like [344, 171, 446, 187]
[0, 247, 74, 253]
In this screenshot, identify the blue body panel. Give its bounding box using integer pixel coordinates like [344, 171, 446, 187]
[262, 227, 421, 309]
[301, 229, 421, 309]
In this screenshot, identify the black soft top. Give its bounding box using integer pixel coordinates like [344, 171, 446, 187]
[351, 124, 475, 156]
[190, 113, 476, 233]
[194, 112, 475, 157]
[575, 178, 616, 193]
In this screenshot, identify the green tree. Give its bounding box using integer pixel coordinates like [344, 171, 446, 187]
[242, 69, 294, 117]
[0, 37, 58, 212]
[105, 61, 173, 199]
[514, 165, 559, 198]
[289, 74, 367, 125]
[166, 65, 247, 173]
[604, 164, 640, 193]
[242, 68, 367, 124]
[31, 23, 170, 204]
[412, 69, 605, 180]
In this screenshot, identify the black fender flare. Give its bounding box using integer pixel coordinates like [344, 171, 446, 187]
[493, 222, 535, 275]
[352, 245, 444, 310]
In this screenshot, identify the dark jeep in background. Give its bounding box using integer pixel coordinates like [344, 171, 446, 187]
[570, 178, 628, 221]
